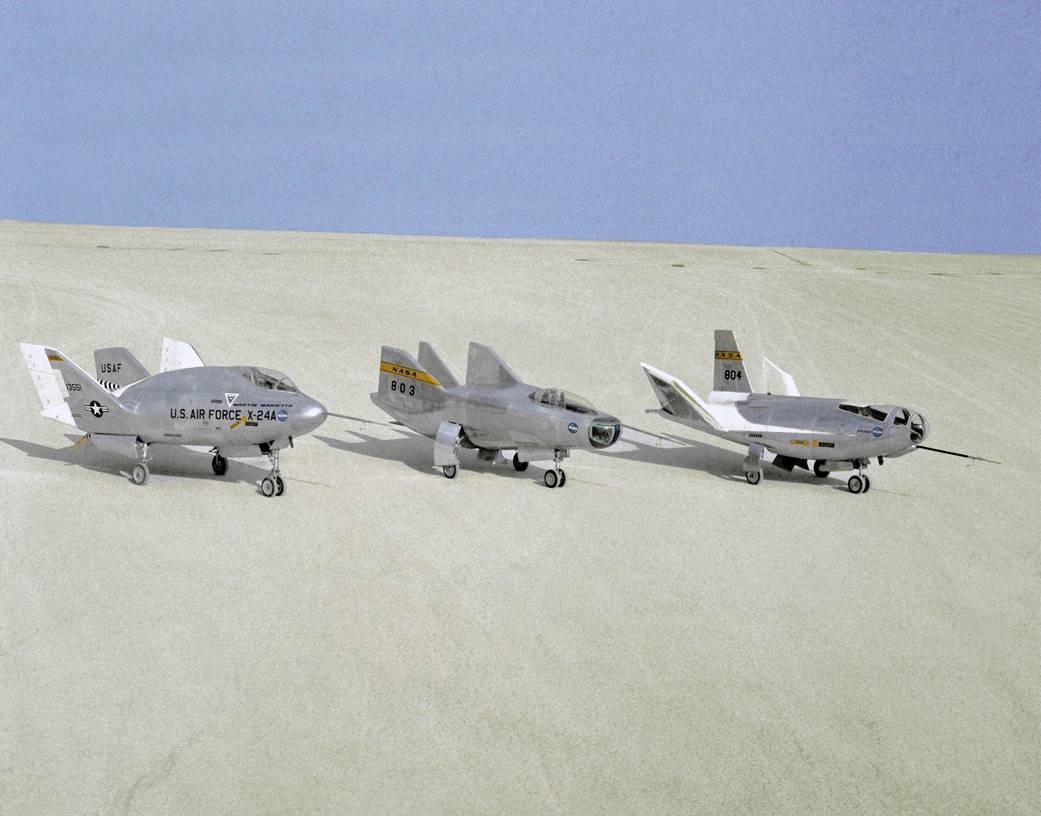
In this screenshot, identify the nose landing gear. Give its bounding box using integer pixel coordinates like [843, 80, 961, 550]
[260, 449, 286, 497]
[211, 452, 228, 476]
[847, 461, 871, 494]
[544, 449, 567, 488]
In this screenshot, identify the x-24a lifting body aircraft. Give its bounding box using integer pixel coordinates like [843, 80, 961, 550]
[20, 338, 327, 496]
[642, 330, 994, 494]
[372, 342, 622, 487]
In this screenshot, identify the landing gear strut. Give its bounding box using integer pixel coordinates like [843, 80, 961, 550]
[261, 449, 286, 497]
[131, 441, 150, 486]
[543, 449, 567, 488]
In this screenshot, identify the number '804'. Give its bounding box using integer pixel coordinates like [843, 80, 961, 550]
[724, 369, 742, 381]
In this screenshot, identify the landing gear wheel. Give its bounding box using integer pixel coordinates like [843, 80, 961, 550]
[558, 470, 566, 487]
[544, 470, 559, 489]
[512, 453, 529, 472]
[211, 454, 228, 476]
[442, 465, 457, 479]
[813, 460, 828, 478]
[847, 475, 865, 494]
[862, 475, 871, 493]
[275, 476, 285, 496]
[745, 470, 762, 485]
[261, 476, 276, 497]
[132, 464, 149, 486]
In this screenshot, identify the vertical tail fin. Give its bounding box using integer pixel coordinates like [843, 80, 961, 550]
[20, 344, 134, 433]
[418, 342, 459, 388]
[94, 347, 150, 390]
[376, 346, 445, 403]
[713, 330, 751, 393]
[466, 342, 521, 386]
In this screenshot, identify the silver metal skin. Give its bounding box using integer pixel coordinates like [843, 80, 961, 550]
[642, 330, 936, 494]
[20, 339, 326, 495]
[371, 341, 621, 487]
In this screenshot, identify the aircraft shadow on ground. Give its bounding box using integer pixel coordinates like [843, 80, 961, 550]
[600, 425, 844, 487]
[1, 436, 270, 486]
[315, 428, 546, 482]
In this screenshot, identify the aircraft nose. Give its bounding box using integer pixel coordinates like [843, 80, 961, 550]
[296, 398, 328, 434]
[589, 416, 622, 449]
[910, 411, 928, 444]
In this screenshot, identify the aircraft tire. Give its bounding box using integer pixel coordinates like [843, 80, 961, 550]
[544, 470, 559, 489]
[512, 453, 529, 472]
[275, 476, 285, 496]
[847, 475, 864, 494]
[558, 470, 566, 487]
[442, 465, 457, 479]
[132, 464, 149, 486]
[745, 470, 761, 485]
[813, 460, 828, 478]
[863, 475, 871, 493]
[211, 454, 228, 476]
[261, 476, 276, 497]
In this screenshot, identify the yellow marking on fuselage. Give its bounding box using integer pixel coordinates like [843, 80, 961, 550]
[790, 439, 809, 445]
[715, 350, 742, 361]
[47, 354, 64, 362]
[380, 361, 441, 387]
[230, 417, 245, 429]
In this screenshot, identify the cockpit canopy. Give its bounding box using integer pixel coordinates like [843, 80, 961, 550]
[839, 403, 926, 440]
[529, 388, 595, 414]
[239, 366, 298, 392]
[839, 402, 892, 423]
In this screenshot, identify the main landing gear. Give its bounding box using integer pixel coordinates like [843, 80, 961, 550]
[211, 452, 228, 476]
[512, 452, 529, 472]
[743, 443, 764, 486]
[543, 450, 567, 489]
[131, 441, 151, 486]
[442, 464, 457, 479]
[260, 449, 286, 498]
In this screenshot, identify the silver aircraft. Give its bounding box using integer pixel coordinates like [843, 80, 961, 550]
[642, 330, 996, 494]
[371, 341, 621, 487]
[20, 337, 327, 496]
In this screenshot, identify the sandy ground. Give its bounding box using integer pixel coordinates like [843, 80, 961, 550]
[0, 219, 1038, 815]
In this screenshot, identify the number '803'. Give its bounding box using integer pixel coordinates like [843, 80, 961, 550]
[391, 380, 415, 396]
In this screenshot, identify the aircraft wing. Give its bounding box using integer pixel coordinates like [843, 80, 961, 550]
[160, 337, 205, 372]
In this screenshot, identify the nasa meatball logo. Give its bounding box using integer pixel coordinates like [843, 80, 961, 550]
[276, 409, 288, 422]
[872, 426, 883, 438]
[88, 400, 108, 419]
[567, 422, 578, 434]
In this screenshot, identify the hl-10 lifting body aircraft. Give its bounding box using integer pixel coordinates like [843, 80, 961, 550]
[642, 330, 995, 494]
[372, 341, 621, 487]
[20, 337, 326, 496]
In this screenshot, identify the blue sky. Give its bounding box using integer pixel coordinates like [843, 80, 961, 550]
[2, 2, 1038, 252]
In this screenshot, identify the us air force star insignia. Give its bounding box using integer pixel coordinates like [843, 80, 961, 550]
[88, 400, 107, 418]
[225, 393, 238, 407]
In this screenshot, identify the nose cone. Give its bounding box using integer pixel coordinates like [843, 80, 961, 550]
[589, 416, 622, 449]
[294, 397, 327, 435]
[910, 411, 928, 444]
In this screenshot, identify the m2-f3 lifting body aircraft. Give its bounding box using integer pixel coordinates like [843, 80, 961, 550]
[371, 342, 622, 487]
[20, 337, 327, 496]
[642, 330, 994, 494]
